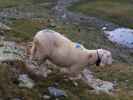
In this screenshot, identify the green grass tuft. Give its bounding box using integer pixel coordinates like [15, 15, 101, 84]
[69, 0, 133, 28]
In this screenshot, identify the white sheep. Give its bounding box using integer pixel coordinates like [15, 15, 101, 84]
[30, 29, 112, 77]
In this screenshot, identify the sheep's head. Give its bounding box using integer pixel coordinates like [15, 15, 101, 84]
[96, 49, 112, 66]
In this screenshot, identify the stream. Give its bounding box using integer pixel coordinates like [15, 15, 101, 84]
[53, 0, 133, 49]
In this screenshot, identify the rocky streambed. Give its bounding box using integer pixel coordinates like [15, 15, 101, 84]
[53, 0, 118, 30]
[53, 0, 133, 49]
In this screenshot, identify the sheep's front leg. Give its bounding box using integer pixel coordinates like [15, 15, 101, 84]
[60, 65, 83, 80]
[68, 65, 83, 80]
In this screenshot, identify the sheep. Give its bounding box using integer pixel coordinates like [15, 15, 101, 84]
[30, 29, 112, 77]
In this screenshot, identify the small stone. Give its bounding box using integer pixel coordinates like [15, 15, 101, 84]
[125, 80, 129, 82]
[102, 27, 107, 30]
[82, 69, 114, 94]
[43, 95, 50, 100]
[104, 28, 133, 48]
[73, 81, 78, 86]
[61, 14, 66, 19]
[113, 80, 117, 85]
[48, 87, 67, 97]
[49, 23, 56, 28]
[18, 74, 34, 89]
[0, 22, 11, 30]
[11, 97, 22, 100]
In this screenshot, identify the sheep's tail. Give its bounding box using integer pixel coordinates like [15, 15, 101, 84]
[30, 38, 38, 60]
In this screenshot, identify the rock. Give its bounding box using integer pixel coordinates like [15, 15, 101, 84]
[104, 28, 133, 48]
[93, 80, 114, 94]
[43, 95, 50, 100]
[48, 87, 67, 97]
[0, 40, 52, 79]
[73, 81, 78, 86]
[102, 27, 107, 30]
[81, 68, 114, 94]
[18, 74, 34, 89]
[11, 98, 22, 100]
[61, 13, 67, 19]
[48, 22, 56, 28]
[0, 22, 11, 30]
[0, 41, 25, 62]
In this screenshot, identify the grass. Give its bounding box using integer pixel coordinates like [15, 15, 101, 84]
[2, 17, 133, 98]
[0, 0, 133, 100]
[0, 0, 55, 8]
[2, 16, 133, 100]
[5, 19, 47, 41]
[0, 0, 30, 8]
[0, 0, 55, 41]
[0, 63, 40, 100]
[90, 64, 133, 90]
[0, 63, 133, 100]
[69, 0, 133, 28]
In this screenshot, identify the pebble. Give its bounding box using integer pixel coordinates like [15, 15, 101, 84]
[48, 87, 67, 97]
[18, 74, 34, 89]
[43, 95, 50, 100]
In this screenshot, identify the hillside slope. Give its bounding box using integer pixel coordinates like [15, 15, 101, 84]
[0, 0, 133, 100]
